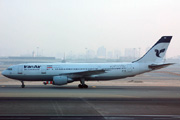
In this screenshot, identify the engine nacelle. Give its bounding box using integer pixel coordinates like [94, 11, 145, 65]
[53, 76, 73, 85]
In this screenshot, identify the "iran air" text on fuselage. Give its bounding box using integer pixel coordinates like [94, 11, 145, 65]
[24, 65, 41, 69]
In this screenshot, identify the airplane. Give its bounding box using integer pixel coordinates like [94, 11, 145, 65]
[1, 36, 173, 88]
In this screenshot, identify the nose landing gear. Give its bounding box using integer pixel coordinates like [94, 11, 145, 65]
[21, 81, 25, 88]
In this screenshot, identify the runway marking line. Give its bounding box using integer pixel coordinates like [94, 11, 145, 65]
[51, 100, 63, 116]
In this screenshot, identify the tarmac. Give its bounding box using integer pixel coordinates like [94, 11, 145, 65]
[0, 64, 180, 120]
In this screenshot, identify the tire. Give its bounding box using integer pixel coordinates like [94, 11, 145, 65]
[78, 84, 83, 88]
[84, 85, 88, 88]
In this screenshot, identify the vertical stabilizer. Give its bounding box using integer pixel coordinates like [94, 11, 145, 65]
[133, 36, 172, 64]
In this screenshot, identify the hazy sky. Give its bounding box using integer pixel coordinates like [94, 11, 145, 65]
[0, 0, 180, 58]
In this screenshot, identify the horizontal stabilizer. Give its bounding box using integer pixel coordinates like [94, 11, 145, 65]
[148, 63, 175, 70]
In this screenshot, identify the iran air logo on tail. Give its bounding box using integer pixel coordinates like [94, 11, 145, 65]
[155, 49, 165, 58]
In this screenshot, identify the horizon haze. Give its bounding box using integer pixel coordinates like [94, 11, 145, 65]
[0, 0, 179, 59]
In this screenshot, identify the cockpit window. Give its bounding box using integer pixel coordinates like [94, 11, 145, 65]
[7, 68, 12, 70]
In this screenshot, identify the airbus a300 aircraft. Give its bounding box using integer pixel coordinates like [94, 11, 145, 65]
[2, 36, 173, 88]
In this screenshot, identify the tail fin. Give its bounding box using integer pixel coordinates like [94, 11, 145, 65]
[133, 36, 172, 63]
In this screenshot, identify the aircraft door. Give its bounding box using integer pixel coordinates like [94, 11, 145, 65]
[18, 65, 23, 74]
[41, 65, 46, 74]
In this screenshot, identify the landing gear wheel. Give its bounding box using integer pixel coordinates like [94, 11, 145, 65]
[78, 84, 88, 88]
[79, 78, 88, 88]
[84, 84, 88, 88]
[21, 81, 25, 88]
[21, 85, 25, 88]
[43, 82, 47, 85]
[78, 84, 83, 88]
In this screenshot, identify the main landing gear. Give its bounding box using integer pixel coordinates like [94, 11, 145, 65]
[78, 78, 88, 88]
[21, 81, 25, 88]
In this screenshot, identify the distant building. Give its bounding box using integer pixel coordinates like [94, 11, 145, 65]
[124, 48, 138, 58]
[0, 56, 59, 67]
[97, 46, 106, 59]
[114, 50, 121, 59]
[107, 51, 113, 59]
[8, 57, 55, 60]
[86, 49, 96, 59]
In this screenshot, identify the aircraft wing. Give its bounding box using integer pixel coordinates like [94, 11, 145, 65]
[148, 63, 174, 70]
[59, 69, 106, 78]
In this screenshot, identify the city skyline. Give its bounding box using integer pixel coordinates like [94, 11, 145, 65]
[12, 46, 149, 60]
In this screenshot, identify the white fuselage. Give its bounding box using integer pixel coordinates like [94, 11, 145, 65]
[2, 62, 151, 82]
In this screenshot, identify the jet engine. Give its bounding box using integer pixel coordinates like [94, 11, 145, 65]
[53, 76, 73, 85]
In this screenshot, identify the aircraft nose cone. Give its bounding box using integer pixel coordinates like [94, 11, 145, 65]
[1, 70, 7, 76]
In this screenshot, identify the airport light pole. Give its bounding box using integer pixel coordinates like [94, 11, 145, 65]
[37, 47, 39, 57]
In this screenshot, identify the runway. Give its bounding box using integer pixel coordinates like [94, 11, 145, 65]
[0, 85, 180, 120]
[1, 85, 180, 98]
